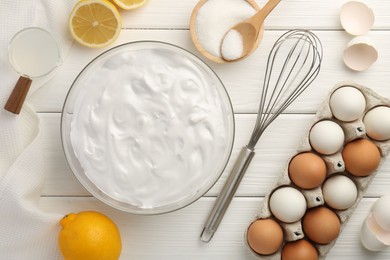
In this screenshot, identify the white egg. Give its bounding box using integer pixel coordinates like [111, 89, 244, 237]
[309, 120, 345, 155]
[322, 175, 358, 210]
[329, 86, 366, 122]
[269, 187, 307, 223]
[371, 195, 390, 231]
[363, 106, 390, 141]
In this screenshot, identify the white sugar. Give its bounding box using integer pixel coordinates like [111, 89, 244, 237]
[221, 29, 244, 61]
[195, 0, 256, 58]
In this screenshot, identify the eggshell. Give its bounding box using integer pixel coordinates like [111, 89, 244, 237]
[302, 207, 340, 244]
[281, 239, 318, 260]
[269, 187, 307, 223]
[340, 1, 374, 36]
[288, 152, 327, 189]
[322, 175, 357, 210]
[247, 219, 284, 255]
[364, 106, 390, 141]
[343, 36, 378, 72]
[309, 120, 345, 155]
[371, 195, 390, 231]
[361, 213, 390, 251]
[342, 138, 381, 177]
[329, 86, 366, 122]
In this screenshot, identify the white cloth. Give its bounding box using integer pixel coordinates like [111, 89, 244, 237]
[0, 0, 75, 259]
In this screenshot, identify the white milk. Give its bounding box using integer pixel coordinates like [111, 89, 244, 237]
[9, 28, 60, 78]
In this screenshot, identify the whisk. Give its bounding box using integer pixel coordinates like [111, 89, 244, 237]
[200, 29, 323, 242]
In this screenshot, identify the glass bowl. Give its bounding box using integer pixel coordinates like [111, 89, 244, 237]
[61, 41, 235, 214]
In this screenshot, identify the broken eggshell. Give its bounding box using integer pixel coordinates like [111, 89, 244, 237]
[340, 1, 374, 36]
[371, 195, 390, 231]
[361, 213, 390, 251]
[361, 195, 390, 251]
[343, 36, 378, 71]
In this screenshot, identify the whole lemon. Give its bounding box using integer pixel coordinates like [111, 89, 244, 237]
[58, 211, 122, 260]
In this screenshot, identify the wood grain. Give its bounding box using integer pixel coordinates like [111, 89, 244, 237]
[118, 0, 390, 30]
[30, 30, 390, 113]
[39, 197, 390, 259]
[39, 113, 390, 197]
[4, 76, 32, 114]
[29, 1, 390, 259]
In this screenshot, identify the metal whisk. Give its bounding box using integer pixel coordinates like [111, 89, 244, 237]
[200, 29, 323, 242]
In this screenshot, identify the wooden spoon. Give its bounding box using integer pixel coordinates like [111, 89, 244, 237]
[189, 0, 264, 63]
[221, 0, 281, 61]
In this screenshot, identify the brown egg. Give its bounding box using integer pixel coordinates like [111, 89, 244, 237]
[282, 239, 318, 260]
[302, 207, 340, 244]
[247, 219, 284, 255]
[342, 138, 381, 177]
[288, 152, 327, 189]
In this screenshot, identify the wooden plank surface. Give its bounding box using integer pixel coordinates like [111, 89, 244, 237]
[40, 113, 390, 197]
[30, 30, 390, 114]
[29, 0, 390, 259]
[116, 0, 390, 30]
[39, 197, 390, 259]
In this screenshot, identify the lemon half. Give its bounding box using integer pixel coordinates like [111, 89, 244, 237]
[112, 0, 148, 10]
[69, 0, 122, 48]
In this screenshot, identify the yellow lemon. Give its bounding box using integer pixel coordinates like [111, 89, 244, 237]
[112, 0, 148, 10]
[69, 0, 122, 48]
[58, 211, 122, 260]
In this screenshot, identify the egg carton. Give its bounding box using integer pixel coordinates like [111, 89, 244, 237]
[245, 81, 390, 260]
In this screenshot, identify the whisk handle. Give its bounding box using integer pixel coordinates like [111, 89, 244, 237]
[200, 146, 255, 242]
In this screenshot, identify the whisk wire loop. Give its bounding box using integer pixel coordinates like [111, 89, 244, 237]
[257, 32, 306, 131]
[247, 30, 322, 149]
[200, 30, 322, 243]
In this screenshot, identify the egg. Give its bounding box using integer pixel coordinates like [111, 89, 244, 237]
[281, 239, 318, 260]
[363, 106, 390, 141]
[371, 195, 390, 231]
[322, 175, 358, 210]
[247, 219, 284, 255]
[288, 152, 327, 189]
[303, 206, 340, 244]
[309, 120, 345, 155]
[342, 138, 381, 177]
[269, 187, 307, 223]
[329, 86, 366, 122]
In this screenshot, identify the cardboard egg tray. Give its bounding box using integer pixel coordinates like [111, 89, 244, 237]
[245, 81, 390, 259]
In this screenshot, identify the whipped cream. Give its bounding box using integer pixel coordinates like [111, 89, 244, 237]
[70, 47, 233, 209]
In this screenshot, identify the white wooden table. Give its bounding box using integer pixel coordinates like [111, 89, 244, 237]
[30, 0, 390, 259]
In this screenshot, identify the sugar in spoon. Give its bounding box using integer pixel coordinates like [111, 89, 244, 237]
[220, 0, 281, 61]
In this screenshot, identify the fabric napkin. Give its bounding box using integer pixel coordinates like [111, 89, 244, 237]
[0, 0, 76, 259]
